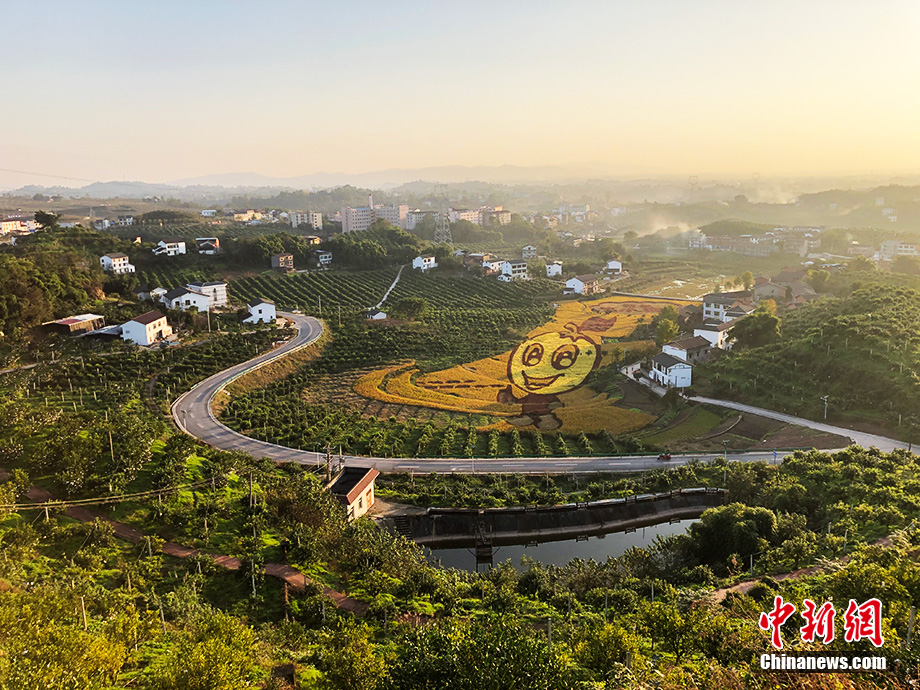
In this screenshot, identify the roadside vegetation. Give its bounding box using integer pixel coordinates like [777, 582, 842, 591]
[698, 279, 920, 438]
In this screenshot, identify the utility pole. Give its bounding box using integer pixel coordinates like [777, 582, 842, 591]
[821, 395, 829, 420]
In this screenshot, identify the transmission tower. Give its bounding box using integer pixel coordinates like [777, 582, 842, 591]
[433, 184, 452, 245]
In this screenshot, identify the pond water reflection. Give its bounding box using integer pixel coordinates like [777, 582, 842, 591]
[428, 518, 696, 571]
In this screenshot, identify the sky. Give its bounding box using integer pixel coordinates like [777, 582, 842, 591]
[2, 0, 920, 188]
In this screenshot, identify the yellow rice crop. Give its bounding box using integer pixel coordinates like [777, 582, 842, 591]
[353, 296, 695, 433]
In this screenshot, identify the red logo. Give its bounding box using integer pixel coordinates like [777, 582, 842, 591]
[759, 597, 884, 649]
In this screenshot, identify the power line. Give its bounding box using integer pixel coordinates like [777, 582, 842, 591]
[0, 478, 214, 511]
[0, 167, 97, 184]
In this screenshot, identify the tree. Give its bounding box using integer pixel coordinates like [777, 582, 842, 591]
[146, 612, 260, 690]
[891, 255, 920, 275]
[758, 299, 777, 315]
[389, 297, 429, 321]
[316, 621, 386, 690]
[387, 617, 574, 690]
[640, 601, 701, 663]
[728, 306, 781, 348]
[657, 305, 679, 324]
[807, 268, 831, 291]
[687, 502, 778, 566]
[848, 255, 876, 272]
[655, 319, 679, 347]
[34, 210, 60, 230]
[740, 271, 754, 291]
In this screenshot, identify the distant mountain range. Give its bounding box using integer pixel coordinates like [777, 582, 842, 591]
[169, 164, 613, 189]
[3, 164, 622, 200]
[5, 166, 920, 206]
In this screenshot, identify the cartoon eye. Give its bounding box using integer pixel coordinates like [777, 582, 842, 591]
[551, 344, 579, 370]
[522, 343, 544, 366]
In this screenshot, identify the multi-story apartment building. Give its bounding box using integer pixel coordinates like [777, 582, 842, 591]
[290, 211, 323, 230]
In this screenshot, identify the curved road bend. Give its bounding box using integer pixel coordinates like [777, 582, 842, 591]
[689, 397, 907, 453]
[172, 314, 907, 474]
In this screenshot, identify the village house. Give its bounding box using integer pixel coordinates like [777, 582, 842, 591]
[565, 274, 602, 295]
[752, 281, 788, 303]
[121, 311, 172, 347]
[522, 245, 538, 259]
[498, 259, 529, 282]
[412, 254, 438, 272]
[366, 308, 387, 320]
[650, 353, 692, 388]
[752, 270, 818, 307]
[481, 257, 504, 274]
[243, 298, 276, 324]
[233, 210, 262, 223]
[694, 319, 736, 350]
[153, 239, 186, 256]
[329, 467, 380, 520]
[134, 284, 168, 302]
[195, 237, 220, 255]
[546, 261, 563, 278]
[312, 250, 332, 269]
[42, 314, 106, 336]
[678, 304, 704, 330]
[187, 281, 229, 308]
[604, 259, 623, 274]
[271, 253, 295, 271]
[117, 215, 134, 227]
[662, 336, 712, 364]
[99, 253, 135, 275]
[702, 291, 752, 323]
[163, 286, 211, 312]
[465, 252, 491, 268]
[1, 218, 38, 235]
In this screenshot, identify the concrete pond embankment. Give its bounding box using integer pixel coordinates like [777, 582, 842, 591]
[386, 488, 725, 548]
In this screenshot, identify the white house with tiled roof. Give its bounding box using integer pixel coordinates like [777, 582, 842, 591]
[187, 281, 228, 308]
[163, 286, 210, 312]
[121, 311, 172, 346]
[153, 239, 186, 256]
[243, 299, 276, 324]
[650, 352, 692, 388]
[412, 254, 438, 272]
[99, 253, 135, 275]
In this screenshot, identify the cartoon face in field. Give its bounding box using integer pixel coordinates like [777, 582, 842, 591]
[507, 328, 600, 396]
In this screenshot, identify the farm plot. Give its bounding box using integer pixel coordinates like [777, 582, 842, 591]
[230, 269, 399, 313]
[352, 295, 693, 434]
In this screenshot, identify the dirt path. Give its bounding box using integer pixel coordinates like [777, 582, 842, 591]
[709, 536, 894, 603]
[375, 264, 404, 309]
[9, 476, 368, 614]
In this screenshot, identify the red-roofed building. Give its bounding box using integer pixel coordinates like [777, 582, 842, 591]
[328, 467, 380, 520]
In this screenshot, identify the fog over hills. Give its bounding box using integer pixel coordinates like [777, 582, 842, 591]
[5, 165, 920, 206]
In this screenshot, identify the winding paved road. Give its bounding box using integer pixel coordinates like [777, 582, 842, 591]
[689, 397, 907, 453]
[172, 314, 907, 474]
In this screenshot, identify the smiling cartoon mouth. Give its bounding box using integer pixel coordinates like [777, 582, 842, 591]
[521, 371, 562, 390]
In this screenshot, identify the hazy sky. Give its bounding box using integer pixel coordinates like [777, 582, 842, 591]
[2, 0, 919, 187]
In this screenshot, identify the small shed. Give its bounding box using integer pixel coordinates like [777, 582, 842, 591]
[329, 467, 380, 520]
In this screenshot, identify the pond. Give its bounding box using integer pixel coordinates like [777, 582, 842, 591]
[427, 518, 696, 571]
